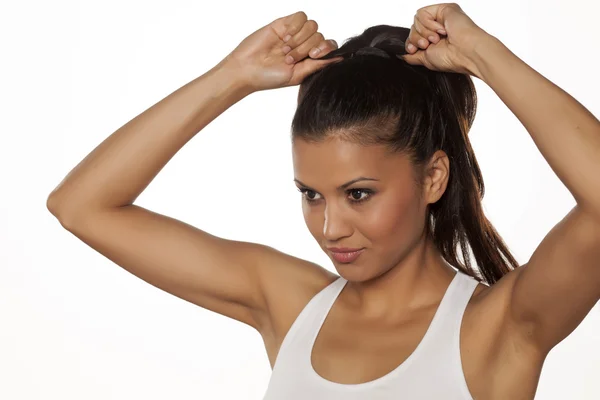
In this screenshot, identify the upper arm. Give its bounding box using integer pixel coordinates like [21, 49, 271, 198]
[52, 204, 315, 332]
[509, 205, 600, 354]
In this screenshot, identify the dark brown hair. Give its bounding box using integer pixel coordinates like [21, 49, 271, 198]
[291, 25, 519, 286]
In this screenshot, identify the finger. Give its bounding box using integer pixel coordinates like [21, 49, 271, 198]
[308, 39, 339, 58]
[413, 19, 434, 48]
[401, 50, 425, 67]
[285, 28, 322, 63]
[280, 11, 309, 42]
[414, 18, 439, 45]
[405, 26, 426, 53]
[288, 56, 344, 86]
[286, 35, 335, 59]
[405, 38, 418, 54]
[288, 33, 336, 62]
[417, 8, 447, 35]
[283, 18, 318, 47]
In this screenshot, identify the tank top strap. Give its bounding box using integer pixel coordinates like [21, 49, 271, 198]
[405, 270, 480, 378]
[447, 271, 480, 343]
[418, 270, 479, 342]
[265, 271, 481, 399]
[271, 276, 347, 369]
[270, 271, 479, 376]
[437, 270, 479, 330]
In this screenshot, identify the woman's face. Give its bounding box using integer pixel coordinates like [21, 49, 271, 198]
[292, 136, 436, 282]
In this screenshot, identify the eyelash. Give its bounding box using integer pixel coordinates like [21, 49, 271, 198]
[297, 188, 375, 205]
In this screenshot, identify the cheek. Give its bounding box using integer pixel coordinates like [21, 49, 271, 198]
[363, 193, 423, 243]
[302, 205, 322, 238]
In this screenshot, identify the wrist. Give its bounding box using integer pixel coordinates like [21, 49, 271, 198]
[212, 56, 255, 99]
[464, 33, 504, 80]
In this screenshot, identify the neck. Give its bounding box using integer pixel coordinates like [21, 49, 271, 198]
[343, 236, 457, 321]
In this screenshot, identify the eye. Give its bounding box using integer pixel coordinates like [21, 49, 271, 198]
[347, 189, 373, 203]
[297, 188, 374, 204]
[297, 188, 322, 203]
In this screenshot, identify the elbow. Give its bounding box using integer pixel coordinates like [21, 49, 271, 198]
[47, 193, 112, 229]
[46, 193, 62, 217]
[46, 193, 76, 227]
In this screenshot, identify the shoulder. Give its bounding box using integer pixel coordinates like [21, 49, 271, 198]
[251, 246, 337, 368]
[254, 245, 338, 338]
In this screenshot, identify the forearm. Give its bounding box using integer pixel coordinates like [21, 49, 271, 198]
[48, 59, 251, 220]
[470, 34, 600, 218]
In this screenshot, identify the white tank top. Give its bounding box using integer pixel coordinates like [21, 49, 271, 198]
[262, 270, 479, 399]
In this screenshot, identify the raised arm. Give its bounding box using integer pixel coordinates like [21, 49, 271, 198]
[46, 12, 341, 332]
[403, 3, 600, 355]
[47, 59, 249, 215]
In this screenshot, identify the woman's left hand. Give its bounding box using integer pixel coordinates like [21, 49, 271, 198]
[402, 3, 490, 76]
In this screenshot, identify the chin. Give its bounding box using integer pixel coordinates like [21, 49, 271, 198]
[333, 262, 378, 282]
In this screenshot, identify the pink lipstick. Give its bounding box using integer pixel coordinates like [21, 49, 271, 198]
[328, 248, 364, 263]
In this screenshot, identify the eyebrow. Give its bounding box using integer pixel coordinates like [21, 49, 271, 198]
[294, 176, 380, 191]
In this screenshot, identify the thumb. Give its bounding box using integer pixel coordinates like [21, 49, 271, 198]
[401, 51, 425, 66]
[287, 56, 344, 86]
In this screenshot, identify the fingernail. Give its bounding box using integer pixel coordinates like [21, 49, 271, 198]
[283, 34, 292, 42]
[282, 45, 292, 54]
[285, 55, 294, 64]
[407, 43, 416, 52]
[437, 29, 447, 35]
[310, 48, 321, 57]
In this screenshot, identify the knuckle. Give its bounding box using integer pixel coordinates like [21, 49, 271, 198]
[306, 19, 318, 31]
[286, 23, 298, 35]
[297, 11, 308, 20]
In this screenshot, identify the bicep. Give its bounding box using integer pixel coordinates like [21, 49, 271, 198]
[510, 205, 600, 353]
[56, 204, 274, 330]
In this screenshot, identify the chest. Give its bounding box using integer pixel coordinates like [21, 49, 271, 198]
[262, 283, 545, 400]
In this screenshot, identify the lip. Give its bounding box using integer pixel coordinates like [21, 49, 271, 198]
[327, 247, 363, 252]
[328, 248, 364, 263]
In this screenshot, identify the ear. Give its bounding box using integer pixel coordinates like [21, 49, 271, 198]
[423, 150, 450, 205]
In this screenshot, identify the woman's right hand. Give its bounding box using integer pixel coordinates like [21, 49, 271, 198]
[222, 11, 343, 93]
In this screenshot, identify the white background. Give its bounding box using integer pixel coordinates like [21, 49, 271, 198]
[1, 0, 599, 398]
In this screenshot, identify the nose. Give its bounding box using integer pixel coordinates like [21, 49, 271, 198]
[323, 203, 352, 241]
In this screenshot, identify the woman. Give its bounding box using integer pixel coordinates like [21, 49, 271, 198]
[47, 3, 600, 399]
